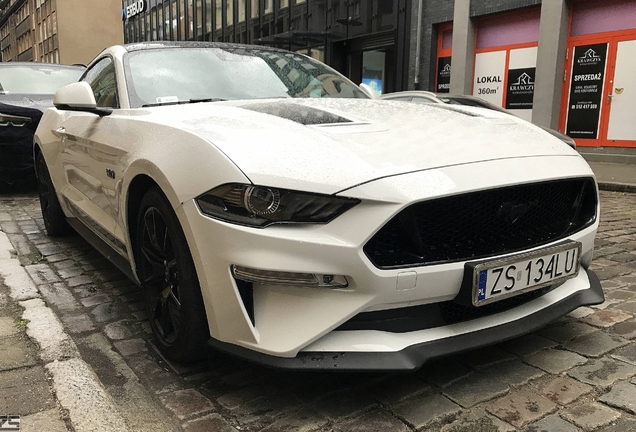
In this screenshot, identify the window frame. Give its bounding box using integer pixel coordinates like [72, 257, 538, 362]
[79, 56, 121, 109]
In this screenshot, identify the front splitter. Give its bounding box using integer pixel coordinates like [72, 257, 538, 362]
[207, 268, 603, 372]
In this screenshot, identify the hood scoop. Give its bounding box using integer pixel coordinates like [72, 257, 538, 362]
[242, 102, 353, 125]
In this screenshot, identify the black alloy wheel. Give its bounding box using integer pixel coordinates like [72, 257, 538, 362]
[136, 187, 208, 362]
[36, 151, 72, 236]
[139, 206, 181, 344]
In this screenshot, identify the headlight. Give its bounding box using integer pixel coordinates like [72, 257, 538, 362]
[195, 183, 360, 227]
[0, 113, 32, 127]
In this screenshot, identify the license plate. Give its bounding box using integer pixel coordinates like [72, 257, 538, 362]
[472, 242, 581, 307]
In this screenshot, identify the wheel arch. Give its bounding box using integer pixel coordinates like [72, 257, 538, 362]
[126, 174, 158, 263]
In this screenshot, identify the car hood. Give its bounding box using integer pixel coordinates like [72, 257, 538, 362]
[151, 98, 579, 194]
[0, 94, 52, 118]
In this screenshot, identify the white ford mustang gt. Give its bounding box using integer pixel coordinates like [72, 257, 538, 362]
[34, 42, 603, 371]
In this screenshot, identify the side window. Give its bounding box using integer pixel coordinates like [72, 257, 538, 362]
[81, 57, 119, 108]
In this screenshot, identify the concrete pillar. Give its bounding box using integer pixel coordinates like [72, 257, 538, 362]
[532, 0, 570, 129]
[449, 0, 475, 95]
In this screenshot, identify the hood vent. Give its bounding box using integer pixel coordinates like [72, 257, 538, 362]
[242, 102, 353, 125]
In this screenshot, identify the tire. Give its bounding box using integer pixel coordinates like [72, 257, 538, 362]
[135, 187, 209, 363]
[36, 151, 73, 237]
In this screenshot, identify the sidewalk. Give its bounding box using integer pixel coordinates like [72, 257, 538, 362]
[588, 161, 636, 193]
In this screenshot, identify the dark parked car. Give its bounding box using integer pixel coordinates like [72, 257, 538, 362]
[0, 62, 84, 190]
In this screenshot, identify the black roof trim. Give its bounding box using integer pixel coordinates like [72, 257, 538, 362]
[123, 41, 291, 54]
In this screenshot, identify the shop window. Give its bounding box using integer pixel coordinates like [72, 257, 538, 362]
[251, 0, 258, 18]
[196, 0, 203, 37]
[205, 0, 212, 32]
[571, 0, 636, 37]
[476, 8, 540, 50]
[362, 50, 385, 95]
[215, 0, 221, 30]
[226, 0, 233, 26]
[377, 0, 392, 15]
[442, 29, 452, 50]
[238, 0, 246, 22]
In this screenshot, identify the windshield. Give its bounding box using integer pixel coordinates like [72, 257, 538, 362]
[0, 66, 83, 95]
[124, 47, 367, 108]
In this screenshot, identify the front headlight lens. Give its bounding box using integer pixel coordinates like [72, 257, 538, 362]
[195, 183, 360, 227]
[0, 113, 32, 127]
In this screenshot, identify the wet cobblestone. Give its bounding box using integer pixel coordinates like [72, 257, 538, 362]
[0, 190, 635, 430]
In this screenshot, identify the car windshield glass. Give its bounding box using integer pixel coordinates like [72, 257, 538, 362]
[0, 66, 83, 95]
[124, 47, 367, 108]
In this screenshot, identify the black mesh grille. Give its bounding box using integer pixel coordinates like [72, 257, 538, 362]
[364, 178, 597, 269]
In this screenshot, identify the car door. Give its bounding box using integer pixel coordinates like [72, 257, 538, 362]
[57, 57, 129, 257]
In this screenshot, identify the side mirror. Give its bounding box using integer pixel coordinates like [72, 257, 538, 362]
[359, 83, 380, 100]
[54, 82, 112, 116]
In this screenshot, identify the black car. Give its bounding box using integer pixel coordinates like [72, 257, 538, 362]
[0, 62, 84, 190]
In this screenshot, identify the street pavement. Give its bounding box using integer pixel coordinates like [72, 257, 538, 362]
[0, 187, 635, 431]
[588, 161, 636, 192]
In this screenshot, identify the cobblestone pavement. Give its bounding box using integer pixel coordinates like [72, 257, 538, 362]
[1, 191, 636, 431]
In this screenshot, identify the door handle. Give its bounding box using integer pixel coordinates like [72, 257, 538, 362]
[54, 126, 68, 142]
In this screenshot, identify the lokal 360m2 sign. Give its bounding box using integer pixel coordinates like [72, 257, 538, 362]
[122, 0, 146, 21]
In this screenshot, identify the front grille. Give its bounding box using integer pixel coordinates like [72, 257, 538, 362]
[364, 178, 597, 269]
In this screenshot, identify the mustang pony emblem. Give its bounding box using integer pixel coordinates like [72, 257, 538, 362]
[498, 201, 537, 224]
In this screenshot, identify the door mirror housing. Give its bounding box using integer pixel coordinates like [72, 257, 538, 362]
[359, 83, 380, 99]
[54, 82, 112, 116]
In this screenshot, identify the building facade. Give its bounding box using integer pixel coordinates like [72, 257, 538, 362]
[0, 0, 124, 65]
[409, 0, 636, 151]
[122, 0, 635, 151]
[121, 0, 411, 93]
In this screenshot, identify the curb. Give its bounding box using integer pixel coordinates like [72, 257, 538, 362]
[598, 182, 636, 194]
[0, 230, 129, 432]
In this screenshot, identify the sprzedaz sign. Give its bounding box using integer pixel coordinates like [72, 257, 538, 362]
[436, 57, 451, 93]
[565, 43, 608, 139]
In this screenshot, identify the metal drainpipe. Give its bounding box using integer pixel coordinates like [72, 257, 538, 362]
[414, 0, 423, 86]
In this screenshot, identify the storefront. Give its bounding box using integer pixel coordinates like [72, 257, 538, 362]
[121, 0, 412, 94]
[434, 8, 541, 122]
[560, 0, 636, 148]
[423, 0, 636, 151]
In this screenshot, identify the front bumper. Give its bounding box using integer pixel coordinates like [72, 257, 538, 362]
[0, 130, 36, 182]
[176, 155, 599, 365]
[208, 268, 603, 371]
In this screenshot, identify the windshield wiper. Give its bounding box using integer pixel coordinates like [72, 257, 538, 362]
[142, 97, 226, 108]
